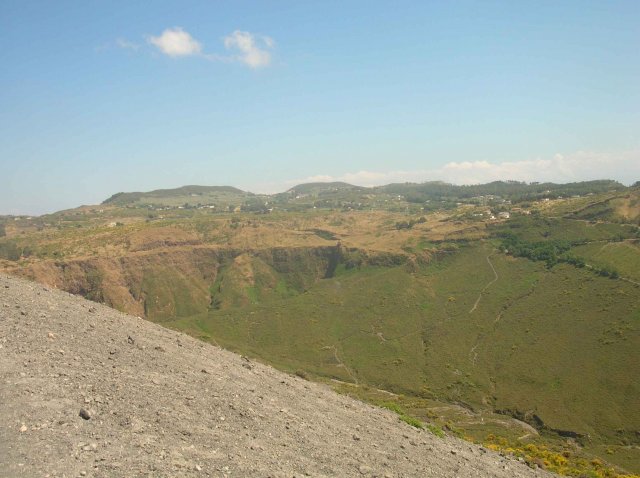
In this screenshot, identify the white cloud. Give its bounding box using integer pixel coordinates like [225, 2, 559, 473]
[116, 38, 140, 51]
[147, 27, 202, 57]
[224, 30, 273, 68]
[283, 150, 640, 189]
[116, 28, 275, 67]
[436, 150, 639, 185]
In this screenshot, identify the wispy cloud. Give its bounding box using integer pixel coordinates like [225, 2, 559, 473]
[116, 38, 140, 51]
[283, 150, 640, 189]
[224, 30, 274, 68]
[147, 27, 202, 57]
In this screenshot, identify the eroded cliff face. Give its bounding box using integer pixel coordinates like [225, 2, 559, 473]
[14, 248, 226, 319]
[12, 245, 408, 322]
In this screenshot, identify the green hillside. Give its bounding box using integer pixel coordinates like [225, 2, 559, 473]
[167, 242, 638, 438]
[102, 185, 251, 207]
[156, 239, 639, 475]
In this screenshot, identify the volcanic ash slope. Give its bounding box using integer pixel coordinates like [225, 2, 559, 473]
[0, 274, 556, 477]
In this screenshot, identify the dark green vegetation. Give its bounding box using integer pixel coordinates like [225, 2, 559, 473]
[493, 216, 638, 271]
[2, 181, 639, 477]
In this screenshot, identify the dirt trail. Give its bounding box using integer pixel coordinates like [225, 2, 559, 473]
[469, 254, 499, 314]
[330, 345, 359, 385]
[469, 342, 481, 365]
[0, 274, 556, 478]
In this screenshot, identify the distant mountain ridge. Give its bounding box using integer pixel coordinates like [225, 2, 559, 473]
[103, 179, 627, 205]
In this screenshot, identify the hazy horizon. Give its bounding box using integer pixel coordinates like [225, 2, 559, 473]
[2, 1, 639, 215]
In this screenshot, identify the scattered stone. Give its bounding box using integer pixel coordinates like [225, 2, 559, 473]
[358, 464, 373, 475]
[19, 425, 27, 432]
[79, 408, 91, 420]
[127, 335, 135, 345]
[88, 307, 97, 313]
[20, 310, 27, 316]
[353, 434, 361, 441]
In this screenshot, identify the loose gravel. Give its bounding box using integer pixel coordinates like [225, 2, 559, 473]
[0, 274, 557, 477]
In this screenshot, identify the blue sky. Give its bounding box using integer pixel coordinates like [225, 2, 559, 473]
[1, 1, 639, 215]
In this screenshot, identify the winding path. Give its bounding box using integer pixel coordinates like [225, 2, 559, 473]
[469, 254, 499, 314]
[330, 345, 359, 385]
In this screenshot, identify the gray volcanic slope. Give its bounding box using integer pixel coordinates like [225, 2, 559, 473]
[0, 274, 556, 478]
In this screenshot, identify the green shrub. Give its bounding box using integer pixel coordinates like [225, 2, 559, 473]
[400, 415, 424, 429]
[380, 402, 404, 414]
[427, 424, 445, 438]
[380, 402, 424, 429]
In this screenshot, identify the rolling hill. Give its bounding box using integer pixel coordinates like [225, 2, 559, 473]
[102, 185, 252, 208]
